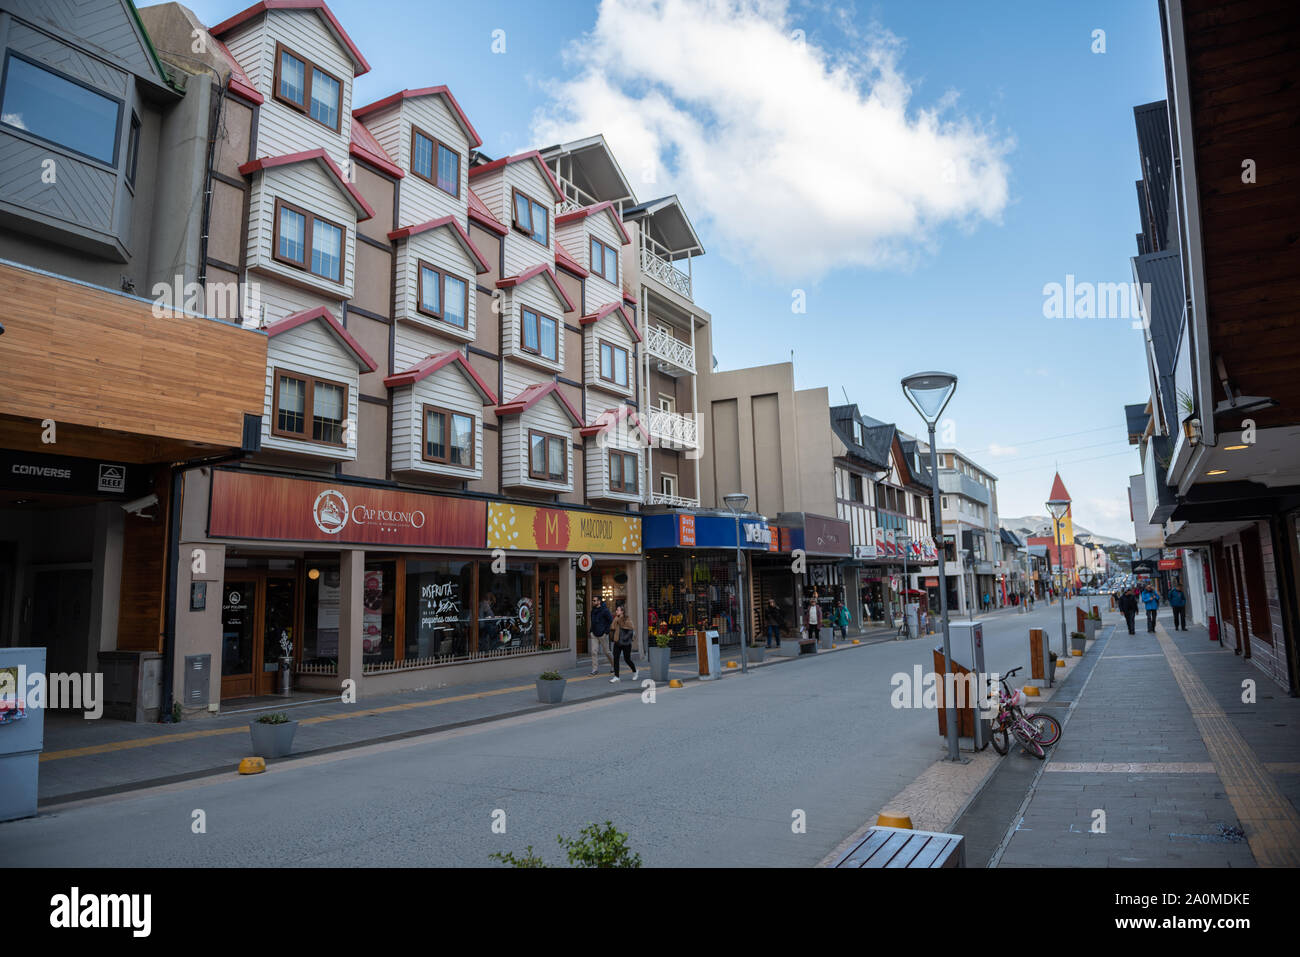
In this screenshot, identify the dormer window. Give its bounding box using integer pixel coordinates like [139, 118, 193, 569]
[274, 198, 344, 283]
[610, 451, 638, 493]
[411, 127, 460, 196]
[512, 188, 549, 246]
[599, 340, 629, 387]
[521, 307, 558, 361]
[274, 43, 342, 133]
[529, 430, 567, 482]
[423, 405, 474, 467]
[273, 369, 347, 445]
[590, 237, 619, 284]
[418, 261, 469, 328]
[853, 421, 863, 445]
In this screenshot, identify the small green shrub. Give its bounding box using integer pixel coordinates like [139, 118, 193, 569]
[654, 634, 672, 648]
[1070, 631, 1087, 640]
[538, 670, 564, 681]
[490, 846, 547, 868]
[560, 822, 642, 868]
[256, 711, 291, 724]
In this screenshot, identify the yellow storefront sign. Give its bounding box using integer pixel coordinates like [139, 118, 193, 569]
[487, 503, 641, 554]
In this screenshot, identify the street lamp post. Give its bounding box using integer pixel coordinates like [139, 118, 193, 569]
[898, 533, 912, 638]
[1047, 497, 1070, 659]
[724, 492, 750, 674]
[901, 371, 960, 763]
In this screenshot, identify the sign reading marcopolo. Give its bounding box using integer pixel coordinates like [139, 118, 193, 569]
[487, 503, 641, 554]
[209, 470, 486, 548]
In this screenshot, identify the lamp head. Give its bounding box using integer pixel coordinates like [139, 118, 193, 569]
[1046, 498, 1070, 521]
[900, 371, 957, 426]
[723, 492, 749, 514]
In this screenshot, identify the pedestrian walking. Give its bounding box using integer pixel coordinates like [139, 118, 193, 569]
[805, 596, 822, 644]
[831, 598, 851, 639]
[1118, 588, 1138, 634]
[1168, 582, 1187, 631]
[589, 596, 613, 675]
[764, 598, 784, 648]
[1141, 584, 1160, 633]
[608, 603, 638, 682]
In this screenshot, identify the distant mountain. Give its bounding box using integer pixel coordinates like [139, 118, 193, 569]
[1001, 516, 1132, 549]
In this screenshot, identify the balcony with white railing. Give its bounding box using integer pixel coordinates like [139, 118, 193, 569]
[646, 407, 698, 449]
[645, 324, 695, 376]
[554, 171, 605, 215]
[640, 233, 692, 301]
[647, 490, 700, 508]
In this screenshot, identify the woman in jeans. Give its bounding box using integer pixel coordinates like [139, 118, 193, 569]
[609, 604, 639, 682]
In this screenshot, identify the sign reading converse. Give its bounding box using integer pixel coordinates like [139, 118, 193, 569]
[0, 449, 143, 498]
[208, 470, 485, 548]
[488, 503, 641, 554]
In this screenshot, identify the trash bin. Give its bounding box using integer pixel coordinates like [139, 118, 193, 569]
[0, 647, 45, 822]
[278, 657, 294, 697]
[698, 629, 721, 679]
[949, 621, 990, 750]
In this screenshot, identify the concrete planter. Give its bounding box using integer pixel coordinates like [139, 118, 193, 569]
[1084, 619, 1098, 640]
[249, 719, 298, 758]
[777, 640, 801, 657]
[747, 645, 765, 663]
[818, 629, 832, 650]
[648, 646, 672, 682]
[536, 677, 566, 704]
[1070, 633, 1088, 654]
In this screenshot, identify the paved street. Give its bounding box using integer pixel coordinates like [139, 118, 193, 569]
[2, 604, 1077, 868]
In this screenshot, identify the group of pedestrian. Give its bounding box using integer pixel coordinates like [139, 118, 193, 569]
[1116, 581, 1188, 634]
[588, 597, 638, 682]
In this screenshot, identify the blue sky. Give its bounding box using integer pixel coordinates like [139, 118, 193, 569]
[181, 0, 1166, 538]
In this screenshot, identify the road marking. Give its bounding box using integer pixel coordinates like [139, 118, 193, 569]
[1101, 653, 1164, 659]
[1047, 762, 1215, 773]
[1155, 623, 1300, 867]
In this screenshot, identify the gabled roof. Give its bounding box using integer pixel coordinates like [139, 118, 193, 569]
[829, 404, 893, 470]
[350, 117, 402, 178]
[467, 188, 506, 235]
[580, 405, 650, 444]
[537, 134, 636, 207]
[556, 202, 632, 245]
[495, 381, 582, 426]
[468, 150, 563, 202]
[496, 264, 576, 313]
[210, 0, 371, 75]
[1048, 473, 1072, 503]
[898, 437, 933, 490]
[555, 241, 589, 278]
[238, 149, 374, 220]
[266, 306, 377, 372]
[210, 35, 263, 103]
[579, 301, 641, 342]
[387, 216, 490, 273]
[383, 350, 496, 403]
[353, 87, 482, 149]
[622, 194, 704, 257]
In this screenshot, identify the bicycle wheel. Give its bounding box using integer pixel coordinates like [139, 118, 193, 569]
[1013, 723, 1046, 759]
[1025, 712, 1061, 747]
[991, 727, 1009, 755]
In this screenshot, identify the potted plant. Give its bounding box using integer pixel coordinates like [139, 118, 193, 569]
[1071, 630, 1088, 654]
[249, 711, 298, 758]
[536, 670, 566, 704]
[1084, 611, 1100, 640]
[648, 633, 672, 681]
[747, 637, 765, 663]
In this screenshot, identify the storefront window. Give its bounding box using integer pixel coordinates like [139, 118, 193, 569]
[476, 559, 536, 654]
[363, 560, 397, 664]
[302, 561, 341, 667]
[405, 559, 474, 661]
[646, 553, 739, 653]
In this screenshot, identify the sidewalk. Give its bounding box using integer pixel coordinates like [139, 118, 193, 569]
[963, 606, 1300, 867]
[34, 631, 890, 806]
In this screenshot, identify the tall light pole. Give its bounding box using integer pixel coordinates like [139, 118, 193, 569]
[1047, 497, 1070, 658]
[898, 533, 912, 638]
[724, 492, 750, 674]
[902, 371, 960, 763]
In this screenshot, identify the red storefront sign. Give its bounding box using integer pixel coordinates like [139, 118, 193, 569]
[208, 470, 485, 548]
[1158, 559, 1182, 570]
[679, 513, 696, 547]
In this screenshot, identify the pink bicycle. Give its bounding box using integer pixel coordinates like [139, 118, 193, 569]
[988, 666, 1061, 759]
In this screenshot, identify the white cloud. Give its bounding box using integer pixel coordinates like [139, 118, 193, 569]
[987, 443, 1018, 457]
[532, 0, 1012, 279]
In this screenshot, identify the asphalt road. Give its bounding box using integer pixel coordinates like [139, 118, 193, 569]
[2, 604, 1080, 867]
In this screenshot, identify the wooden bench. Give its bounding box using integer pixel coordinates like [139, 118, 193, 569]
[798, 638, 818, 655]
[832, 826, 965, 868]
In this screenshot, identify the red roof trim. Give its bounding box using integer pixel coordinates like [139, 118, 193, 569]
[555, 201, 632, 245]
[266, 306, 378, 372]
[353, 87, 482, 148]
[622, 290, 637, 305]
[578, 301, 641, 342]
[554, 241, 589, 278]
[467, 150, 563, 202]
[495, 381, 583, 426]
[579, 406, 650, 444]
[387, 216, 490, 274]
[237, 149, 375, 220]
[467, 188, 507, 236]
[210, 0, 371, 75]
[350, 117, 403, 178]
[495, 264, 577, 313]
[210, 36, 264, 103]
[383, 350, 497, 403]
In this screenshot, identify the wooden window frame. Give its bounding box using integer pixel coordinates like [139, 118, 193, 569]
[520, 307, 559, 362]
[661, 472, 677, 497]
[271, 368, 349, 447]
[598, 339, 628, 388]
[125, 112, 141, 187]
[590, 236, 619, 284]
[421, 403, 475, 468]
[417, 260, 469, 329]
[528, 429, 567, 483]
[410, 125, 461, 197]
[273, 42, 343, 133]
[272, 198, 346, 284]
[609, 450, 638, 493]
[511, 186, 550, 247]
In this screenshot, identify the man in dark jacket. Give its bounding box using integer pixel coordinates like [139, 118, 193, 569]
[1118, 589, 1138, 634]
[589, 598, 613, 675]
[1168, 582, 1187, 631]
[763, 598, 784, 648]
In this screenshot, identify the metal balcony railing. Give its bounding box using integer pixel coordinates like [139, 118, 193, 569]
[639, 234, 692, 300]
[648, 490, 700, 508]
[645, 324, 695, 374]
[646, 408, 698, 449]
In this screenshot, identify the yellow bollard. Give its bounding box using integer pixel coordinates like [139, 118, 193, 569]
[876, 812, 913, 829]
[238, 757, 266, 775]
[668, 679, 683, 688]
[1022, 685, 1040, 697]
